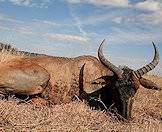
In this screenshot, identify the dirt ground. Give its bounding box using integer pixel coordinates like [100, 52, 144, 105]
[0, 75, 161, 132]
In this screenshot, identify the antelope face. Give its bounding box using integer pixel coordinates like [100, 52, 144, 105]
[113, 67, 140, 119]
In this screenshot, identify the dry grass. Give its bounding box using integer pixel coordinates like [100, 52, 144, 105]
[0, 75, 161, 132]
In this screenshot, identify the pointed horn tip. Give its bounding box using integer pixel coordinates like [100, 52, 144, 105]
[152, 42, 159, 56]
[152, 42, 159, 53]
[152, 42, 156, 48]
[99, 39, 106, 51]
[101, 39, 106, 45]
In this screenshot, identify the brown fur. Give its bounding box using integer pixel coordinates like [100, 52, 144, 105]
[0, 59, 50, 95]
[0, 46, 114, 104]
[20, 55, 114, 104]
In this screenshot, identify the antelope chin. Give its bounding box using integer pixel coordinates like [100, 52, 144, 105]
[120, 98, 134, 120]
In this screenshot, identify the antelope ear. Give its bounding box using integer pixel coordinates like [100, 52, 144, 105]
[83, 76, 114, 94]
[91, 76, 113, 88]
[92, 77, 106, 84]
[92, 76, 113, 84]
[139, 77, 161, 91]
[80, 78, 106, 94]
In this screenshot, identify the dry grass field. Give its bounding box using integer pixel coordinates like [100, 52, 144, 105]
[0, 75, 161, 132]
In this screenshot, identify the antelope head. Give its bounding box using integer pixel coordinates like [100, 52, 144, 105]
[97, 40, 161, 120]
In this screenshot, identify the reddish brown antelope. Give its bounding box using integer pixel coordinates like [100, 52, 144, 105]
[0, 40, 160, 120]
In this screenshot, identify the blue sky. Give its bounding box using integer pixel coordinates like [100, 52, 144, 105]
[0, 0, 162, 75]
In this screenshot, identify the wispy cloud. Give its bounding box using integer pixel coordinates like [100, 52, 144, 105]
[112, 17, 123, 24]
[68, 1, 162, 26]
[44, 33, 89, 43]
[67, 0, 162, 12]
[31, 19, 61, 30]
[0, 25, 10, 31]
[15, 26, 36, 35]
[67, 2, 89, 40]
[111, 10, 162, 26]
[108, 28, 162, 45]
[66, 0, 130, 7]
[0, 12, 91, 45]
[0, 0, 51, 8]
[38, 20, 59, 27]
[0, 15, 24, 24]
[72, 15, 87, 37]
[137, 11, 162, 25]
[9, 0, 32, 6]
[0, 24, 87, 45]
[135, 0, 162, 12]
[73, 11, 118, 26]
[0, 24, 35, 36]
[0, 14, 35, 35]
[0, 13, 61, 28]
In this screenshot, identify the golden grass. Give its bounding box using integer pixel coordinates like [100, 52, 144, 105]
[0, 75, 161, 132]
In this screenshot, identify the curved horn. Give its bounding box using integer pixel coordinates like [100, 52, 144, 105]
[133, 42, 159, 78]
[98, 39, 123, 78]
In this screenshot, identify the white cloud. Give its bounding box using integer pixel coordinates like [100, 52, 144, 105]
[0, 0, 51, 8]
[135, 0, 162, 12]
[68, 5, 88, 40]
[0, 13, 24, 24]
[0, 13, 62, 34]
[0, 25, 10, 31]
[0, 17, 89, 44]
[112, 10, 162, 25]
[108, 28, 162, 45]
[9, 0, 32, 6]
[112, 17, 123, 24]
[66, 0, 81, 4]
[75, 12, 117, 25]
[32, 19, 60, 27]
[0, 16, 24, 24]
[15, 26, 35, 35]
[45, 33, 89, 43]
[41, 20, 59, 26]
[0, 13, 5, 20]
[70, 2, 162, 26]
[137, 11, 162, 25]
[0, 13, 88, 44]
[66, 0, 130, 7]
[0, 24, 35, 35]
